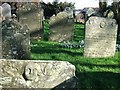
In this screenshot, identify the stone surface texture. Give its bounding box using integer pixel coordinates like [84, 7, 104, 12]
[2, 19, 30, 59]
[84, 16, 118, 58]
[49, 12, 74, 42]
[0, 59, 76, 89]
[18, 2, 43, 33]
[0, 25, 1, 59]
[1, 3, 11, 18]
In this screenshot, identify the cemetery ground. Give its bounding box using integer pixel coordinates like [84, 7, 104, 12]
[31, 23, 120, 89]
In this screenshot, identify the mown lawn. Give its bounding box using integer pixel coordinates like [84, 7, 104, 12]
[31, 23, 120, 90]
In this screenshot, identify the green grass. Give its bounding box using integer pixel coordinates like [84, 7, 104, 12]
[31, 40, 120, 90]
[73, 23, 85, 42]
[31, 23, 120, 90]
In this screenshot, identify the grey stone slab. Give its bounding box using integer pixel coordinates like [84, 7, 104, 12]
[1, 3, 11, 18]
[18, 3, 43, 33]
[49, 12, 74, 42]
[0, 6, 2, 59]
[2, 19, 30, 59]
[0, 59, 76, 89]
[84, 16, 118, 58]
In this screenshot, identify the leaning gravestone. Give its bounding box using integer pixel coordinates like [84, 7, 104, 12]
[49, 11, 74, 42]
[0, 59, 76, 89]
[84, 16, 118, 58]
[18, 2, 43, 34]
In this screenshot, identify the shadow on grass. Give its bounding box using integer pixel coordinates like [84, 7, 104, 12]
[31, 47, 83, 56]
[76, 71, 120, 90]
[72, 62, 120, 69]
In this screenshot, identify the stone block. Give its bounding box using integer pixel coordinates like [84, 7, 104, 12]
[0, 59, 76, 89]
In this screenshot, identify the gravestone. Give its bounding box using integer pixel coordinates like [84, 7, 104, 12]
[0, 3, 30, 59]
[0, 6, 2, 59]
[49, 11, 74, 42]
[18, 3, 43, 35]
[1, 3, 11, 19]
[0, 59, 76, 89]
[2, 20, 30, 59]
[84, 16, 118, 58]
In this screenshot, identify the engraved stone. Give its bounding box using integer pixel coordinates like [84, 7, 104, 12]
[18, 3, 43, 35]
[0, 59, 76, 89]
[24, 63, 38, 81]
[100, 21, 106, 28]
[0, 77, 12, 85]
[49, 11, 74, 42]
[84, 16, 118, 58]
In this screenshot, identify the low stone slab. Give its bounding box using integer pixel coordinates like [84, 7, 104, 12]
[0, 59, 76, 89]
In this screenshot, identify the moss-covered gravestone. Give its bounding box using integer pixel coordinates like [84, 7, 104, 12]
[0, 3, 30, 59]
[0, 6, 2, 59]
[2, 19, 30, 59]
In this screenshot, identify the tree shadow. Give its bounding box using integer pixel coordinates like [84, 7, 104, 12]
[76, 71, 120, 90]
[31, 46, 83, 56]
[51, 71, 120, 90]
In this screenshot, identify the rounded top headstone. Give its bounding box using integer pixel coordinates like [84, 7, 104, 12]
[0, 6, 3, 23]
[1, 3, 11, 18]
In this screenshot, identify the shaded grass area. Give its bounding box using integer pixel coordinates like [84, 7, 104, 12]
[31, 23, 120, 90]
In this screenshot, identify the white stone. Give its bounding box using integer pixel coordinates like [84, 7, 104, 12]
[1, 3, 11, 18]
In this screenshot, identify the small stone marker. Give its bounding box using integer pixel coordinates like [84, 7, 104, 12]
[0, 59, 76, 89]
[84, 16, 118, 58]
[49, 11, 74, 42]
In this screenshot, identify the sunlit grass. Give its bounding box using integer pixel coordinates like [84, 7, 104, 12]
[31, 23, 120, 90]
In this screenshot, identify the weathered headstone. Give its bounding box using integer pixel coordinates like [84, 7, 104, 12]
[0, 3, 30, 59]
[18, 2, 43, 34]
[2, 19, 30, 59]
[49, 11, 74, 42]
[0, 59, 76, 89]
[1, 3, 11, 19]
[84, 16, 118, 58]
[0, 6, 2, 59]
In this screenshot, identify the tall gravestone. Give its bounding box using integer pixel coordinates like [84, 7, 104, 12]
[49, 11, 74, 42]
[18, 3, 43, 35]
[0, 6, 2, 59]
[84, 16, 118, 58]
[1, 3, 30, 59]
